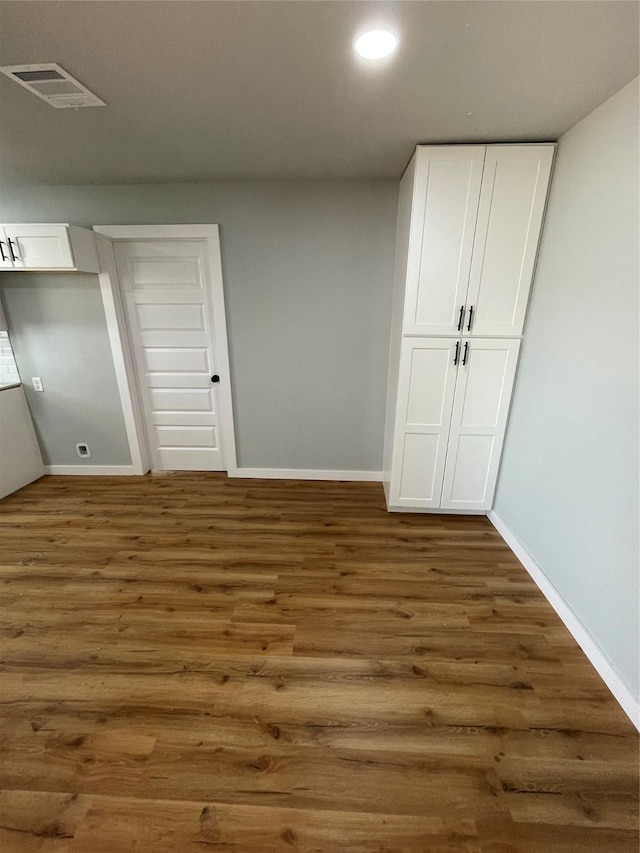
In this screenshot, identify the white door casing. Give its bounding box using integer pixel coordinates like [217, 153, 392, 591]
[110, 236, 231, 472]
[440, 338, 521, 510]
[464, 145, 555, 337]
[94, 225, 237, 476]
[390, 337, 459, 507]
[402, 146, 485, 336]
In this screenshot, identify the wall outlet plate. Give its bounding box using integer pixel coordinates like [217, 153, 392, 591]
[76, 443, 91, 458]
[32, 377, 44, 392]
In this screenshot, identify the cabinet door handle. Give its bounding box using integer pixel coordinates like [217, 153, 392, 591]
[0, 241, 7, 262]
[462, 341, 469, 366]
[466, 305, 474, 332]
[7, 239, 19, 261]
[457, 305, 465, 332]
[453, 341, 460, 365]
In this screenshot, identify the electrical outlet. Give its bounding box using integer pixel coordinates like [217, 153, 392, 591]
[76, 443, 91, 459]
[32, 377, 44, 392]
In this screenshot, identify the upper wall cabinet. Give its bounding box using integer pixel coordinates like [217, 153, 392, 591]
[401, 144, 555, 337]
[0, 224, 100, 273]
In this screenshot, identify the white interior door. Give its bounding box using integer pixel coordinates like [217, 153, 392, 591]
[402, 146, 485, 336]
[465, 145, 555, 337]
[441, 338, 520, 510]
[390, 337, 459, 507]
[114, 239, 224, 471]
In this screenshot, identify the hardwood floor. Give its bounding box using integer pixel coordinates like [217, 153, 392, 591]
[0, 472, 637, 852]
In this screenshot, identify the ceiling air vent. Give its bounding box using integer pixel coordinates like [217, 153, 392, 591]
[0, 63, 106, 108]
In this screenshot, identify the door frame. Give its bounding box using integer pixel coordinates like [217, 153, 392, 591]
[93, 224, 238, 476]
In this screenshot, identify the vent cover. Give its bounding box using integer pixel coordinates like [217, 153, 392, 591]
[0, 63, 106, 108]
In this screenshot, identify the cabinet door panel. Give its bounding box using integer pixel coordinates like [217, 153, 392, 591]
[458, 347, 510, 424]
[403, 147, 485, 336]
[0, 227, 13, 269]
[441, 339, 520, 510]
[4, 225, 74, 269]
[398, 433, 443, 502]
[390, 338, 458, 507]
[445, 434, 496, 504]
[465, 145, 554, 337]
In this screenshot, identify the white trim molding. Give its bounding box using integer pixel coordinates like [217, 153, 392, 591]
[92, 225, 238, 477]
[233, 468, 383, 482]
[44, 465, 140, 476]
[94, 233, 149, 475]
[94, 225, 218, 240]
[488, 510, 640, 731]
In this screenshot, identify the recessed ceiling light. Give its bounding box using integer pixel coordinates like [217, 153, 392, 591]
[354, 30, 398, 60]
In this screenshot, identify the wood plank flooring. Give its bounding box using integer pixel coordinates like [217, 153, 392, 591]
[0, 472, 637, 852]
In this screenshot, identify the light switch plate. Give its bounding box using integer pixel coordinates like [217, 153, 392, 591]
[32, 377, 44, 392]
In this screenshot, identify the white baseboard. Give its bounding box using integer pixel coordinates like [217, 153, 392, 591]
[232, 468, 383, 482]
[387, 505, 486, 515]
[43, 466, 382, 481]
[44, 465, 140, 476]
[487, 510, 639, 731]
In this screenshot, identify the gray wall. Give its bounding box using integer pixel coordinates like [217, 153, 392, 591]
[0, 273, 131, 466]
[0, 181, 398, 470]
[494, 78, 639, 701]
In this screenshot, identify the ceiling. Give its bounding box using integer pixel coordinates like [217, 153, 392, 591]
[0, 1, 638, 185]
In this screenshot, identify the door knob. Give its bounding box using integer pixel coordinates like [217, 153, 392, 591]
[211, 375, 220, 383]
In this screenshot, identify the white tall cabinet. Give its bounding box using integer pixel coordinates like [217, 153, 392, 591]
[384, 144, 554, 512]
